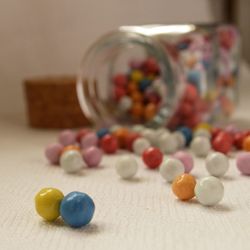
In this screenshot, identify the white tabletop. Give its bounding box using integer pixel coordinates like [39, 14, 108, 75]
[0, 64, 250, 250]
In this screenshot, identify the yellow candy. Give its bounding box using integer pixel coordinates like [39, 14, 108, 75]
[131, 70, 143, 82]
[194, 123, 212, 132]
[35, 188, 64, 221]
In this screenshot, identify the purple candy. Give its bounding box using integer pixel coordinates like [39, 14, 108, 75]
[236, 152, 250, 175]
[45, 143, 63, 165]
[172, 151, 194, 173]
[82, 146, 103, 167]
[81, 132, 98, 149]
[58, 129, 76, 146]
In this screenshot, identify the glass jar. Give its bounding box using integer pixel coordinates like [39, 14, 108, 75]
[77, 24, 240, 129]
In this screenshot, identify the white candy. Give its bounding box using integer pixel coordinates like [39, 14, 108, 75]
[119, 96, 132, 112]
[141, 129, 156, 145]
[195, 176, 224, 206]
[205, 152, 229, 177]
[115, 155, 138, 179]
[60, 150, 84, 173]
[159, 158, 185, 182]
[131, 125, 145, 133]
[172, 131, 186, 149]
[194, 128, 211, 139]
[110, 125, 122, 133]
[155, 127, 170, 138]
[190, 136, 211, 157]
[158, 132, 178, 154]
[132, 137, 150, 155]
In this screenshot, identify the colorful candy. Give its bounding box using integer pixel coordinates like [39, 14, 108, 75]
[236, 152, 250, 175]
[81, 132, 98, 149]
[159, 158, 184, 182]
[195, 176, 224, 206]
[100, 134, 118, 154]
[35, 188, 64, 221]
[190, 136, 211, 157]
[82, 146, 103, 167]
[60, 150, 84, 173]
[172, 174, 196, 201]
[60, 191, 95, 228]
[58, 129, 76, 146]
[205, 152, 229, 177]
[243, 135, 250, 151]
[45, 143, 63, 165]
[115, 155, 138, 179]
[142, 147, 163, 169]
[212, 131, 233, 154]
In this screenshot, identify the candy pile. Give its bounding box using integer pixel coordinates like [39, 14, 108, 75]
[35, 188, 95, 228]
[41, 123, 250, 216]
[112, 57, 164, 123]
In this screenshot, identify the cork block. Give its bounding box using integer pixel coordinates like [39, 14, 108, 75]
[24, 76, 90, 128]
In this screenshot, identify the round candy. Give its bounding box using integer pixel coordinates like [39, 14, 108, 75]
[132, 137, 150, 155]
[195, 176, 224, 206]
[236, 152, 250, 175]
[172, 174, 196, 201]
[100, 134, 118, 154]
[243, 135, 250, 151]
[35, 187, 64, 221]
[131, 124, 145, 133]
[60, 150, 84, 173]
[113, 74, 127, 87]
[205, 152, 229, 177]
[45, 143, 63, 165]
[142, 147, 163, 169]
[80, 132, 98, 149]
[158, 133, 178, 154]
[115, 155, 138, 179]
[234, 132, 246, 149]
[82, 146, 103, 167]
[119, 96, 132, 112]
[60, 192, 95, 228]
[159, 158, 185, 182]
[58, 130, 76, 146]
[172, 151, 194, 173]
[190, 136, 211, 157]
[112, 127, 129, 148]
[212, 131, 233, 154]
[155, 127, 170, 138]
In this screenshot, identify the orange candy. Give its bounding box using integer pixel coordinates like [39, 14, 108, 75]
[243, 135, 250, 151]
[62, 145, 81, 154]
[127, 81, 138, 93]
[131, 91, 143, 103]
[112, 127, 129, 148]
[144, 103, 156, 121]
[130, 102, 144, 119]
[172, 174, 196, 201]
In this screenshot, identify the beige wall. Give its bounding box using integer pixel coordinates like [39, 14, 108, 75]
[0, 0, 222, 115]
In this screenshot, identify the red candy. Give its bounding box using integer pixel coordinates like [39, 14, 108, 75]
[212, 131, 233, 154]
[234, 132, 246, 149]
[113, 74, 128, 87]
[142, 147, 163, 169]
[114, 87, 127, 101]
[100, 134, 118, 154]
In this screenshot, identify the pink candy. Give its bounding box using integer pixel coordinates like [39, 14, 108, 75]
[45, 143, 63, 165]
[58, 129, 76, 146]
[81, 132, 98, 149]
[172, 151, 194, 173]
[82, 146, 103, 167]
[236, 152, 250, 175]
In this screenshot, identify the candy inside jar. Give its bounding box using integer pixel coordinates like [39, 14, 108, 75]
[77, 24, 240, 129]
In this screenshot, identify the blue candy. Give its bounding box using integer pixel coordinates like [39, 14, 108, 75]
[139, 79, 151, 92]
[96, 128, 109, 138]
[60, 192, 95, 228]
[178, 126, 193, 146]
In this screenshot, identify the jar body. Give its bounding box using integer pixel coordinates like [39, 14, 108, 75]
[77, 24, 240, 129]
